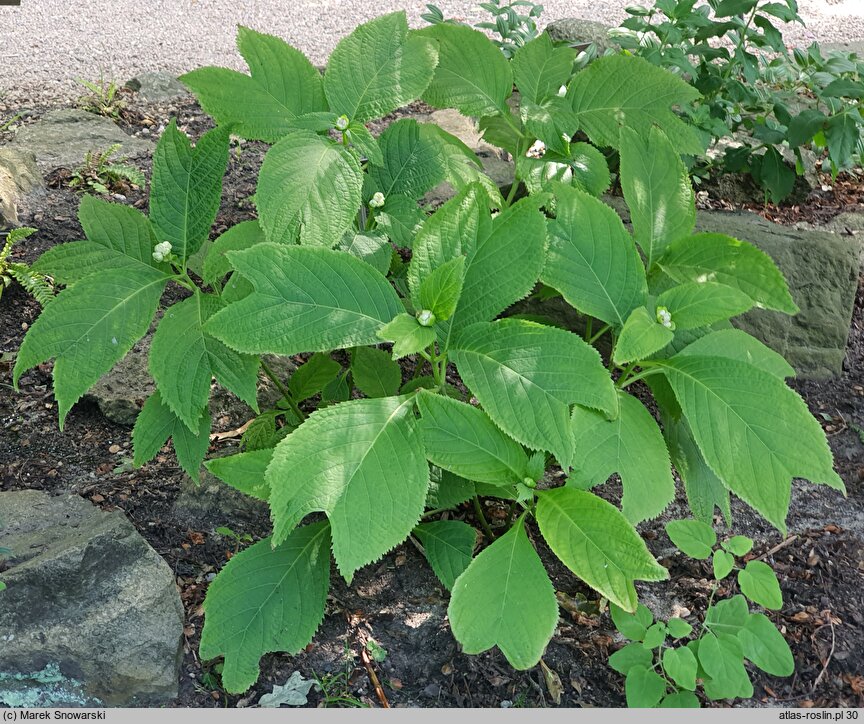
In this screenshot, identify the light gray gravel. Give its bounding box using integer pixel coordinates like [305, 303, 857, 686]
[0, 0, 862, 105]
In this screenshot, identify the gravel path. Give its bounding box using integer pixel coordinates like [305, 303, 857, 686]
[0, 0, 862, 105]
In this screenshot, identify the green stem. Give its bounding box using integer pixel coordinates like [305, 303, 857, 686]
[504, 178, 520, 207]
[584, 317, 593, 343]
[616, 362, 637, 388]
[260, 360, 306, 422]
[503, 499, 519, 530]
[588, 324, 611, 345]
[473, 496, 496, 541]
[421, 506, 452, 520]
[619, 367, 663, 389]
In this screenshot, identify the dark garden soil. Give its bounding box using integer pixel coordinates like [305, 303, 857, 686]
[1, 90, 862, 709]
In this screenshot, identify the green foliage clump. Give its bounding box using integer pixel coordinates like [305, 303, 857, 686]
[613, 0, 864, 201]
[422, 0, 545, 58]
[15, 11, 843, 701]
[611, 520, 792, 707]
[0, 227, 53, 306]
[68, 143, 146, 196]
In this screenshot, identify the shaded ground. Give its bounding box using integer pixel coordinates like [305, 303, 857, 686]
[0, 91, 862, 708]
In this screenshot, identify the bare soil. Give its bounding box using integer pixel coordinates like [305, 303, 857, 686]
[1, 91, 862, 709]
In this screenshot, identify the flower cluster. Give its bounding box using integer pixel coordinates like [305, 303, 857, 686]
[656, 306, 675, 330]
[152, 241, 173, 263]
[369, 192, 385, 208]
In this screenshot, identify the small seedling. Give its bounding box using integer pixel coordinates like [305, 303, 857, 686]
[68, 144, 145, 196]
[609, 520, 792, 708]
[76, 75, 127, 121]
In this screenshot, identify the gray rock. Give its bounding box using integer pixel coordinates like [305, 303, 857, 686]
[11, 109, 152, 172]
[85, 330, 155, 425]
[126, 72, 190, 103]
[544, 18, 617, 53]
[816, 211, 864, 236]
[173, 466, 269, 530]
[0, 490, 184, 706]
[695, 211, 861, 379]
[0, 148, 43, 226]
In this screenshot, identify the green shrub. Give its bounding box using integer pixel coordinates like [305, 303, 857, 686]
[613, 0, 864, 201]
[16, 12, 843, 703]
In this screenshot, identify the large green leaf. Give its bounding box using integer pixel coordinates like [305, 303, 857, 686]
[256, 130, 363, 247]
[416, 390, 528, 486]
[180, 26, 327, 142]
[619, 126, 695, 268]
[658, 233, 797, 314]
[267, 396, 429, 581]
[324, 12, 438, 123]
[656, 282, 754, 330]
[613, 306, 674, 365]
[452, 319, 616, 469]
[659, 355, 843, 531]
[409, 185, 547, 342]
[199, 522, 331, 693]
[566, 55, 703, 154]
[418, 255, 465, 322]
[14, 267, 167, 427]
[205, 244, 402, 356]
[662, 413, 732, 526]
[676, 329, 794, 379]
[33, 197, 166, 285]
[150, 121, 231, 263]
[414, 520, 476, 591]
[366, 119, 446, 200]
[512, 33, 576, 105]
[569, 392, 675, 524]
[416, 23, 513, 117]
[698, 632, 753, 700]
[350, 346, 402, 398]
[542, 185, 647, 327]
[738, 613, 794, 676]
[448, 517, 558, 669]
[205, 448, 273, 501]
[422, 124, 505, 208]
[202, 221, 266, 286]
[150, 294, 259, 431]
[131, 390, 211, 481]
[536, 487, 668, 611]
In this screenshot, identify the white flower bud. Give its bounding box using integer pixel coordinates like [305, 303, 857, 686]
[152, 241, 172, 262]
[526, 139, 546, 159]
[416, 309, 436, 327]
[369, 192, 385, 209]
[557, 84, 567, 97]
[656, 306, 674, 329]
[335, 115, 350, 131]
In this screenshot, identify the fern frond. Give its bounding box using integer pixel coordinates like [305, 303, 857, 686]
[8, 263, 55, 306]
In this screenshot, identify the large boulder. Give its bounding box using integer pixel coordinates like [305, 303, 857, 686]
[695, 211, 861, 379]
[0, 490, 184, 706]
[0, 148, 43, 225]
[544, 18, 617, 53]
[11, 109, 152, 172]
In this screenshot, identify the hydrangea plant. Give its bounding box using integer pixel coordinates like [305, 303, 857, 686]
[15, 12, 843, 702]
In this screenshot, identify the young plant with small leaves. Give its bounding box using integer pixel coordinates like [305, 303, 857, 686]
[16, 12, 842, 696]
[422, 0, 545, 59]
[76, 75, 127, 121]
[68, 143, 146, 196]
[609, 519, 792, 707]
[0, 227, 53, 306]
